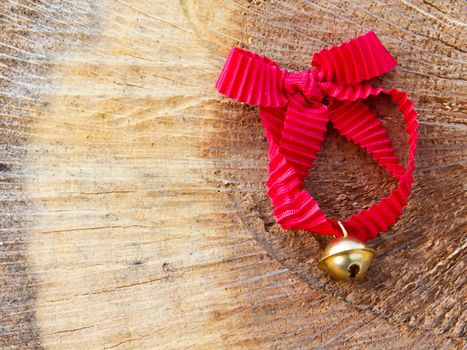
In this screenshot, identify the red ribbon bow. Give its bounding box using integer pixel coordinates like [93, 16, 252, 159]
[215, 31, 418, 241]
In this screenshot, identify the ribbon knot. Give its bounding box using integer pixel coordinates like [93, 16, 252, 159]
[284, 70, 325, 104]
[215, 31, 418, 241]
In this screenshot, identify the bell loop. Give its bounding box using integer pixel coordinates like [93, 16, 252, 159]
[337, 221, 348, 238]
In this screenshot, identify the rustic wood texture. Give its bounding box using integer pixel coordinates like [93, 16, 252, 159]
[0, 0, 466, 349]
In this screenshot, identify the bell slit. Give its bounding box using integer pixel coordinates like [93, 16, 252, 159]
[348, 263, 360, 278]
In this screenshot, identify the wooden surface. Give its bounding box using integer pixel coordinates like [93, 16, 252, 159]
[0, 0, 466, 349]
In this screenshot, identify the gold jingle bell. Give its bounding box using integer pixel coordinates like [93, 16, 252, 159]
[318, 222, 376, 281]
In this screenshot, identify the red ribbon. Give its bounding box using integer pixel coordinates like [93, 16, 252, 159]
[215, 31, 418, 241]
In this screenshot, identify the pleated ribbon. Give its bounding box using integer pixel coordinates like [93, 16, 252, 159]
[215, 31, 418, 241]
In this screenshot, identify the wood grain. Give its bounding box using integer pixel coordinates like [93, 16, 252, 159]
[0, 0, 465, 349]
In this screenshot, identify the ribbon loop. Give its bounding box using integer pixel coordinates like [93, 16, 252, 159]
[215, 47, 288, 108]
[311, 31, 397, 84]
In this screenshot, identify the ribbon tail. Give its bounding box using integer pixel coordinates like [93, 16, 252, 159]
[312, 31, 397, 85]
[278, 95, 328, 178]
[262, 97, 336, 234]
[215, 48, 288, 108]
[329, 90, 418, 241]
[319, 81, 383, 101]
[329, 99, 404, 178]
